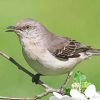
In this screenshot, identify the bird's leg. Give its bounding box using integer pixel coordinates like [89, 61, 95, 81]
[32, 73, 42, 84]
[60, 71, 73, 94]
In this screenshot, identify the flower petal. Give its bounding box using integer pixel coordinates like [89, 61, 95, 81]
[84, 84, 96, 98]
[90, 92, 100, 100]
[70, 89, 85, 99]
[94, 92, 100, 97]
[53, 92, 63, 99]
[61, 95, 78, 100]
[90, 96, 100, 100]
[49, 96, 59, 100]
[49, 95, 83, 100]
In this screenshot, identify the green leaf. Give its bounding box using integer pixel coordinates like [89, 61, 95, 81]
[81, 81, 90, 92]
[74, 71, 87, 83]
[64, 88, 71, 96]
[73, 71, 90, 93]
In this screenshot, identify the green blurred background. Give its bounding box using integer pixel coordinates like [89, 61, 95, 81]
[0, 0, 100, 99]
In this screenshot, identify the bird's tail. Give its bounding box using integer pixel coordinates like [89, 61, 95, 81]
[86, 49, 100, 56]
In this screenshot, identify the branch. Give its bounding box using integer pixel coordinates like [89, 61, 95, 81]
[0, 51, 59, 99]
[0, 96, 35, 100]
[0, 89, 59, 100]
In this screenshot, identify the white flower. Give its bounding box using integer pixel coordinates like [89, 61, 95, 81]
[49, 92, 75, 100]
[52, 92, 63, 99]
[70, 84, 100, 100]
[70, 89, 86, 100]
[84, 84, 96, 98]
[49, 84, 100, 100]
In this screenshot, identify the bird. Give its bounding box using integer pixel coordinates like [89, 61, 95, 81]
[6, 18, 100, 85]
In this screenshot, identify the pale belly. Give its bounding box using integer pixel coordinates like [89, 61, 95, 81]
[22, 48, 83, 75]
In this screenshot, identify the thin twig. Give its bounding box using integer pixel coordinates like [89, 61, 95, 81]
[0, 96, 35, 100]
[60, 71, 73, 94]
[0, 51, 59, 99]
[0, 51, 33, 77]
[0, 88, 59, 100]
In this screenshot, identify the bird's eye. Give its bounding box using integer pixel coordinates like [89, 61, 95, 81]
[26, 25, 31, 29]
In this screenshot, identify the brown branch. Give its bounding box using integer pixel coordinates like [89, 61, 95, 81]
[0, 51, 59, 99]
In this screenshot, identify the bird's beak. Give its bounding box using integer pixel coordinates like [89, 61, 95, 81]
[6, 26, 16, 32]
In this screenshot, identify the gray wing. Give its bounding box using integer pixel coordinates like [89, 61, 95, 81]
[48, 36, 91, 61]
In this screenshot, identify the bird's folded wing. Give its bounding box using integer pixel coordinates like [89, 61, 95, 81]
[48, 37, 91, 61]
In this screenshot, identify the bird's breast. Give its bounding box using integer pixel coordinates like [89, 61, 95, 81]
[21, 38, 46, 59]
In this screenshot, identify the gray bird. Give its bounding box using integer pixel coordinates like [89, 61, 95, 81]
[6, 18, 100, 84]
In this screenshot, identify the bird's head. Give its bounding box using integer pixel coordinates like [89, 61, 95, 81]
[6, 18, 47, 38]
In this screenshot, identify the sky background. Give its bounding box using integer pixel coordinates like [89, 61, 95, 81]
[0, 0, 100, 100]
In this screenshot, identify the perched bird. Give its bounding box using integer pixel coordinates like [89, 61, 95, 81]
[6, 18, 100, 84]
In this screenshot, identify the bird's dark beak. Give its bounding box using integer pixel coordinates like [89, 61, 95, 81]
[6, 26, 16, 32]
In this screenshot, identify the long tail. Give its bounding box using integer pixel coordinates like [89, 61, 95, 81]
[86, 49, 100, 56]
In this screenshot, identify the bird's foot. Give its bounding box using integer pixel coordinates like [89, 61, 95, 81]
[32, 73, 41, 84]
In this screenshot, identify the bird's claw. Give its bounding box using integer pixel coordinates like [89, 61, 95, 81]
[32, 73, 41, 84]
